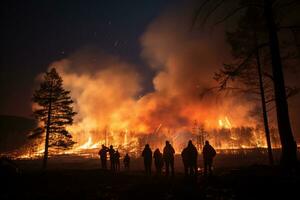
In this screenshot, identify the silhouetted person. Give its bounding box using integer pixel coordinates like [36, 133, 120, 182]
[187, 140, 198, 176]
[114, 150, 121, 171]
[123, 153, 130, 170]
[142, 144, 152, 175]
[163, 141, 175, 176]
[98, 145, 108, 169]
[202, 140, 216, 176]
[153, 148, 164, 175]
[109, 145, 115, 171]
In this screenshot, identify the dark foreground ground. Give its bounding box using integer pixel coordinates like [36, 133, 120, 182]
[1, 155, 300, 200]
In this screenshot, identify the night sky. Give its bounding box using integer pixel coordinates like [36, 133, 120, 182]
[1, 0, 175, 117]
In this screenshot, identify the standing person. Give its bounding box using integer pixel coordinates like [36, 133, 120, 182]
[142, 144, 152, 175]
[114, 150, 121, 171]
[123, 153, 130, 170]
[202, 140, 216, 176]
[108, 145, 115, 171]
[153, 148, 164, 175]
[187, 140, 198, 176]
[163, 141, 175, 176]
[98, 145, 108, 169]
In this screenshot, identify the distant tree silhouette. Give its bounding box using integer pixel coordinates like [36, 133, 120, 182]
[193, 0, 299, 169]
[31, 68, 76, 169]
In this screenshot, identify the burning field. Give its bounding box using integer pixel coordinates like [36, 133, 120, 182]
[4, 1, 299, 160]
[12, 6, 284, 160]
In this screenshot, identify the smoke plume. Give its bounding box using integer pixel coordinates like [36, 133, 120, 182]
[42, 1, 299, 149]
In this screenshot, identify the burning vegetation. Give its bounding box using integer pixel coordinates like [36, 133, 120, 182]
[16, 115, 281, 159]
[6, 1, 299, 161]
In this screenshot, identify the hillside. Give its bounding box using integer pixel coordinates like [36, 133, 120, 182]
[0, 115, 36, 152]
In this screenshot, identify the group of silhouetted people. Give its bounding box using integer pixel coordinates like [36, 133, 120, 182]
[98, 145, 130, 171]
[142, 140, 176, 176]
[141, 140, 216, 177]
[99, 140, 216, 177]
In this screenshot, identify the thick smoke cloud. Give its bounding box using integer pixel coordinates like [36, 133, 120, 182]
[51, 48, 142, 143]
[137, 3, 255, 130]
[42, 1, 299, 147]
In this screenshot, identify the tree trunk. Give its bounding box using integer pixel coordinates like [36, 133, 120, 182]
[264, 0, 297, 168]
[42, 84, 53, 170]
[256, 48, 274, 165]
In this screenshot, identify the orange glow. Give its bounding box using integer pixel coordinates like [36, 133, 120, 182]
[218, 117, 232, 129]
[13, 115, 282, 159]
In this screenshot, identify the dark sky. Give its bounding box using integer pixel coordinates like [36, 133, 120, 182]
[1, 0, 175, 117]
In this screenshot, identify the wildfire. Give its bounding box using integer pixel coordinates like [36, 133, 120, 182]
[7, 1, 292, 161]
[218, 117, 232, 129]
[77, 136, 101, 150]
[12, 114, 282, 160]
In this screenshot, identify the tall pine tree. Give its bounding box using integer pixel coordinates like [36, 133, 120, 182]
[32, 68, 76, 169]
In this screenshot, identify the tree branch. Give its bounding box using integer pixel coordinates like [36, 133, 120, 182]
[192, 0, 211, 29]
[214, 6, 248, 26]
[274, 0, 300, 9]
[278, 25, 300, 31]
[216, 43, 269, 89]
[201, 0, 225, 26]
[264, 72, 274, 81]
